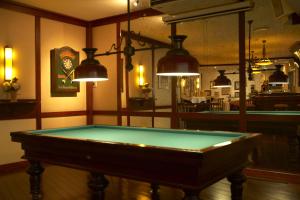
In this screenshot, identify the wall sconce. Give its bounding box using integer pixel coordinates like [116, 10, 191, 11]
[4, 46, 13, 81]
[138, 64, 145, 86]
[196, 77, 200, 89]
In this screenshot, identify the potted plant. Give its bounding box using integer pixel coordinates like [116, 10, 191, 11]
[2, 77, 21, 102]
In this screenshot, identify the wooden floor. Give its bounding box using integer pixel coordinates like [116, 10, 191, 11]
[1, 165, 300, 200]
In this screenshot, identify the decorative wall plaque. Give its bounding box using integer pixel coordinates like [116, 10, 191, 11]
[50, 46, 80, 97]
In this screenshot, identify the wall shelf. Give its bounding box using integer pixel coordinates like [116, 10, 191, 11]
[128, 97, 154, 111]
[0, 99, 38, 120]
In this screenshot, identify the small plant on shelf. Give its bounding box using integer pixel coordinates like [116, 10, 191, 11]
[140, 83, 152, 99]
[2, 77, 21, 101]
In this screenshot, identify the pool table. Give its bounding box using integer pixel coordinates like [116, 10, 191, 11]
[11, 125, 260, 200]
[182, 111, 300, 173]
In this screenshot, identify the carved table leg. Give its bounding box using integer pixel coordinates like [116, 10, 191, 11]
[27, 160, 44, 200]
[88, 172, 109, 200]
[227, 170, 246, 200]
[150, 183, 160, 200]
[182, 190, 201, 200]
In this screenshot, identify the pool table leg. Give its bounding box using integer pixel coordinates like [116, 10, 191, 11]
[182, 190, 200, 200]
[88, 172, 109, 200]
[27, 160, 44, 200]
[150, 183, 160, 200]
[227, 170, 246, 200]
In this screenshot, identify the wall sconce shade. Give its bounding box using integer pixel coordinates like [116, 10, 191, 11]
[213, 70, 231, 88]
[157, 35, 200, 76]
[73, 48, 108, 82]
[255, 40, 273, 66]
[4, 46, 13, 81]
[138, 64, 145, 86]
[268, 65, 288, 84]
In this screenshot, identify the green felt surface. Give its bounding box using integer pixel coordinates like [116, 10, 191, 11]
[200, 111, 300, 115]
[30, 125, 245, 150]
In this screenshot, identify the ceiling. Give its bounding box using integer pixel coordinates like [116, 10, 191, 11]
[9, 0, 300, 65]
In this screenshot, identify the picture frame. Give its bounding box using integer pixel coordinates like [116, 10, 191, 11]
[50, 46, 80, 97]
[234, 92, 239, 98]
[204, 90, 211, 97]
[234, 81, 240, 90]
[210, 81, 215, 89]
[214, 91, 220, 98]
[158, 76, 170, 89]
[221, 87, 230, 95]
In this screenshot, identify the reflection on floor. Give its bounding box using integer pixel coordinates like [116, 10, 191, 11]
[0, 165, 300, 200]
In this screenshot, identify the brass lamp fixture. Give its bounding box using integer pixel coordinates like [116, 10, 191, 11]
[213, 70, 231, 88]
[255, 40, 273, 66]
[4, 46, 13, 81]
[73, 48, 108, 82]
[268, 64, 288, 85]
[73, 0, 136, 82]
[157, 35, 200, 76]
[74, 0, 200, 81]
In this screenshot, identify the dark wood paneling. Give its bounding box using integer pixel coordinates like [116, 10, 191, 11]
[245, 168, 300, 184]
[117, 22, 122, 126]
[238, 10, 246, 131]
[90, 8, 162, 27]
[35, 16, 41, 129]
[0, 100, 37, 120]
[0, 0, 87, 26]
[86, 23, 94, 125]
[41, 111, 87, 118]
[0, 161, 28, 175]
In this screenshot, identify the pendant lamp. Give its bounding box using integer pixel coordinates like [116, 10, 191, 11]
[255, 40, 273, 66]
[213, 70, 231, 88]
[73, 48, 108, 82]
[268, 64, 288, 85]
[157, 35, 200, 76]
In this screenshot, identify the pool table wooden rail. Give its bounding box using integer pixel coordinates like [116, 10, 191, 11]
[11, 130, 260, 192]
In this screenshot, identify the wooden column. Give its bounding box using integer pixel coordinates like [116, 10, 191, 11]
[35, 16, 41, 130]
[238, 11, 247, 131]
[151, 47, 156, 128]
[170, 23, 178, 129]
[116, 22, 122, 126]
[86, 23, 94, 125]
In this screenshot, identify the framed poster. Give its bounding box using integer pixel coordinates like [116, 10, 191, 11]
[210, 81, 215, 89]
[204, 90, 211, 97]
[221, 87, 230, 95]
[50, 46, 80, 97]
[235, 92, 239, 98]
[158, 76, 169, 89]
[234, 81, 240, 90]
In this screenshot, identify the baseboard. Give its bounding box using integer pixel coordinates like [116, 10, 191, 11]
[245, 168, 300, 184]
[0, 161, 28, 175]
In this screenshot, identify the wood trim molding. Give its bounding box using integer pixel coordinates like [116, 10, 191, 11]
[35, 16, 42, 129]
[0, 0, 87, 27]
[86, 23, 94, 125]
[0, 161, 28, 175]
[90, 8, 162, 27]
[41, 111, 87, 118]
[245, 168, 300, 184]
[117, 22, 122, 126]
